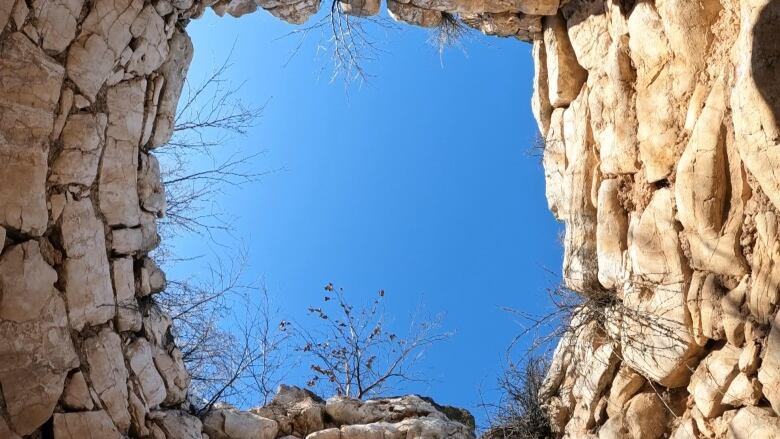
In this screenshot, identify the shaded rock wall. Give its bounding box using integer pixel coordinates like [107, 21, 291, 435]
[1, 0, 780, 437]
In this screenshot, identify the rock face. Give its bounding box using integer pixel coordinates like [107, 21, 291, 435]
[1, 0, 780, 437]
[533, 0, 780, 436]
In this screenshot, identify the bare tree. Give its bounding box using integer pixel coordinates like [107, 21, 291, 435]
[156, 250, 293, 412]
[297, 283, 452, 399]
[154, 54, 271, 264]
[150, 54, 293, 412]
[484, 356, 553, 439]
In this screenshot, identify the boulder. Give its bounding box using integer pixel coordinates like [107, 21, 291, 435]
[150, 30, 193, 147]
[60, 197, 116, 331]
[149, 410, 203, 439]
[100, 79, 145, 227]
[203, 408, 279, 439]
[61, 371, 95, 411]
[126, 338, 167, 408]
[758, 310, 780, 414]
[728, 407, 780, 439]
[0, 33, 63, 236]
[543, 13, 587, 108]
[596, 178, 628, 290]
[31, 0, 85, 53]
[85, 328, 131, 432]
[53, 411, 122, 439]
[113, 257, 142, 332]
[50, 113, 108, 186]
[689, 345, 741, 418]
[0, 241, 79, 435]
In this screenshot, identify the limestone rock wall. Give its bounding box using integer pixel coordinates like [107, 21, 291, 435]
[2, 0, 780, 437]
[530, 0, 780, 437]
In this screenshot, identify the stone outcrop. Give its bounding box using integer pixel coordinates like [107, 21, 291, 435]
[1, 0, 780, 437]
[530, 0, 780, 437]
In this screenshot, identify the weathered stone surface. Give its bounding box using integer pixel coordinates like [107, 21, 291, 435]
[0, 33, 63, 236]
[596, 178, 627, 289]
[748, 211, 780, 324]
[127, 5, 169, 76]
[728, 407, 780, 438]
[53, 411, 122, 439]
[139, 153, 166, 216]
[759, 310, 780, 414]
[606, 366, 644, 418]
[0, 241, 79, 435]
[689, 345, 740, 418]
[100, 79, 145, 227]
[203, 408, 279, 439]
[626, 2, 679, 182]
[623, 393, 669, 439]
[150, 30, 193, 147]
[66, 0, 143, 99]
[253, 385, 326, 438]
[588, 36, 638, 174]
[150, 410, 203, 439]
[112, 227, 144, 255]
[154, 345, 190, 405]
[387, 1, 442, 27]
[339, 0, 380, 16]
[543, 13, 587, 108]
[62, 371, 95, 411]
[723, 373, 762, 407]
[560, 0, 609, 72]
[61, 197, 116, 330]
[113, 257, 142, 332]
[51, 113, 108, 186]
[126, 338, 167, 408]
[256, 0, 320, 24]
[85, 328, 131, 432]
[543, 108, 565, 218]
[31, 0, 85, 53]
[560, 89, 599, 293]
[461, 12, 541, 40]
[621, 191, 699, 387]
[531, 39, 552, 136]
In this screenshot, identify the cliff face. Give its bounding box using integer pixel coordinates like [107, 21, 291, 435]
[0, 0, 778, 437]
[530, 1, 780, 437]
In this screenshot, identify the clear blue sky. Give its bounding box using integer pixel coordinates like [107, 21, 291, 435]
[168, 7, 563, 427]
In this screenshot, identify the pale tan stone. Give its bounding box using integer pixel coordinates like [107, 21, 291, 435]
[606, 366, 644, 418]
[0, 241, 78, 436]
[256, 0, 321, 24]
[589, 36, 638, 174]
[560, 0, 610, 72]
[596, 179, 627, 290]
[154, 345, 190, 405]
[62, 371, 94, 411]
[748, 211, 780, 324]
[100, 79, 145, 227]
[150, 30, 193, 148]
[624, 393, 669, 439]
[723, 277, 748, 347]
[139, 153, 166, 216]
[759, 310, 780, 415]
[53, 411, 122, 439]
[0, 33, 63, 236]
[543, 108, 566, 218]
[461, 12, 541, 40]
[126, 338, 167, 408]
[339, 0, 380, 16]
[544, 13, 587, 108]
[127, 5, 169, 76]
[723, 373, 762, 407]
[61, 197, 115, 331]
[531, 39, 552, 136]
[85, 328, 131, 433]
[203, 408, 279, 439]
[689, 345, 741, 418]
[31, 0, 84, 53]
[51, 113, 108, 186]
[112, 227, 144, 255]
[387, 1, 442, 27]
[150, 410, 204, 439]
[307, 428, 342, 439]
[739, 339, 760, 375]
[728, 407, 780, 439]
[113, 257, 142, 332]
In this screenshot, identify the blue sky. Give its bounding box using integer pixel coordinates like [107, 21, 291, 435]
[168, 7, 563, 427]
